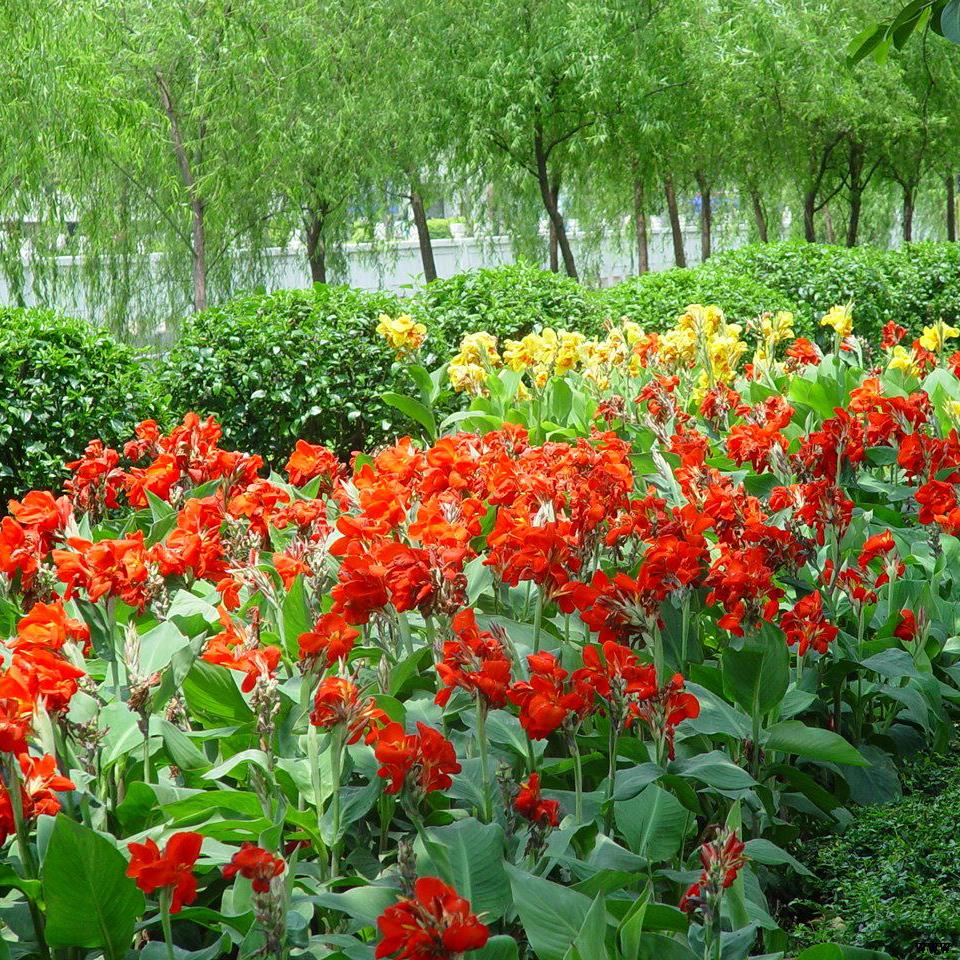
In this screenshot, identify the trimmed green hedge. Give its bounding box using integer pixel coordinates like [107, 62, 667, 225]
[706, 240, 960, 343]
[413, 261, 606, 345]
[0, 308, 166, 507]
[790, 744, 960, 959]
[160, 285, 413, 464]
[597, 266, 799, 331]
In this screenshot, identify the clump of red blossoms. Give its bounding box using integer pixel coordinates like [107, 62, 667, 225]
[373, 722, 461, 799]
[222, 843, 286, 893]
[376, 876, 489, 960]
[680, 828, 748, 915]
[126, 831, 203, 914]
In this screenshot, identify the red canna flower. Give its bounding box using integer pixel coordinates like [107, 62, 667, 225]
[274, 551, 312, 589]
[331, 551, 391, 625]
[13, 600, 90, 652]
[679, 828, 748, 915]
[126, 832, 203, 913]
[201, 608, 281, 693]
[435, 608, 512, 709]
[513, 773, 560, 827]
[785, 337, 822, 368]
[507, 652, 593, 740]
[572, 641, 657, 731]
[705, 546, 783, 636]
[310, 677, 388, 744]
[894, 608, 919, 644]
[0, 517, 44, 590]
[376, 876, 489, 960]
[630, 673, 700, 762]
[298, 612, 359, 668]
[781, 591, 838, 657]
[54, 533, 153, 610]
[285, 440, 343, 491]
[19, 753, 75, 819]
[222, 843, 285, 893]
[8, 490, 72, 536]
[0, 695, 31, 755]
[372, 722, 461, 799]
[881, 321, 907, 349]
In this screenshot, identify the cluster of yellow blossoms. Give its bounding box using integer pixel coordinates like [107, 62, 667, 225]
[447, 305, 767, 396]
[820, 304, 854, 339]
[449, 323, 652, 396]
[376, 312, 427, 357]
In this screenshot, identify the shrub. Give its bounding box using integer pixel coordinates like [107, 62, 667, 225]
[412, 261, 605, 348]
[706, 241, 960, 343]
[160, 285, 413, 463]
[791, 745, 960, 959]
[598, 267, 799, 331]
[0, 308, 166, 507]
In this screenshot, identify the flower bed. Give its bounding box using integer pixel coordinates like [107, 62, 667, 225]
[1, 303, 959, 960]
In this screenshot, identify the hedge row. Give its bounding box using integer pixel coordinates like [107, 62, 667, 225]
[4, 242, 959, 504]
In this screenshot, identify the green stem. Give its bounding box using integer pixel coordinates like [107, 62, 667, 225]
[142, 723, 152, 785]
[604, 724, 620, 831]
[476, 698, 492, 823]
[532, 591, 544, 654]
[4, 758, 50, 960]
[680, 594, 691, 672]
[306, 723, 327, 868]
[570, 736, 584, 823]
[653, 621, 665, 685]
[397, 614, 414, 658]
[329, 730, 344, 877]
[160, 888, 176, 960]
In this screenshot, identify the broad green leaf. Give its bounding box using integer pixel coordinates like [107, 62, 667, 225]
[721, 625, 789, 720]
[281, 574, 312, 655]
[763, 720, 869, 766]
[614, 784, 691, 860]
[382, 392, 437, 440]
[41, 815, 145, 959]
[416, 819, 510, 921]
[505, 864, 594, 960]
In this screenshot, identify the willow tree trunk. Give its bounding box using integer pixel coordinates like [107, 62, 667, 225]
[304, 213, 327, 284]
[803, 190, 817, 242]
[846, 141, 865, 247]
[533, 126, 577, 278]
[664, 176, 686, 268]
[695, 171, 711, 261]
[948, 174, 957, 242]
[633, 179, 649, 274]
[824, 204, 836, 244]
[548, 220, 559, 273]
[902, 186, 915, 243]
[155, 69, 207, 311]
[409, 188, 437, 283]
[750, 190, 768, 242]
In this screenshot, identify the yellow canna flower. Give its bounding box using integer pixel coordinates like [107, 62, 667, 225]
[448, 358, 490, 396]
[947, 400, 960, 422]
[887, 345, 921, 377]
[456, 331, 501, 367]
[376, 313, 427, 356]
[760, 311, 795, 345]
[918, 320, 960, 353]
[820, 305, 853, 339]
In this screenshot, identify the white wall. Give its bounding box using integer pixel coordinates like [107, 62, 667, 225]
[0, 220, 745, 334]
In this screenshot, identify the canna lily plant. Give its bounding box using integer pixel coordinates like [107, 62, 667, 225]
[0, 304, 957, 960]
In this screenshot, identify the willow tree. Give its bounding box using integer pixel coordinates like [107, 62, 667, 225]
[46, 0, 276, 325]
[441, 0, 612, 279]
